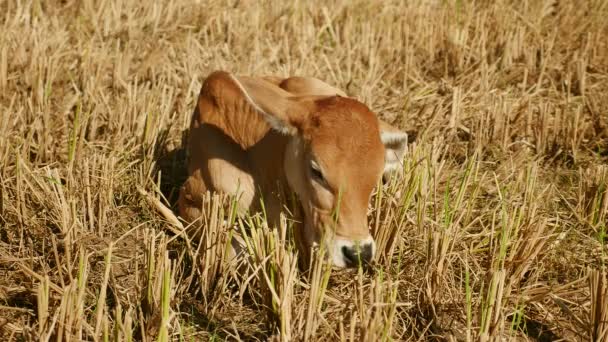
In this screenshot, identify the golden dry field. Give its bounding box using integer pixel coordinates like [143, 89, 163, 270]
[1, 0, 607, 341]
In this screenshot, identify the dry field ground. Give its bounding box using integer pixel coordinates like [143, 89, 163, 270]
[1, 0, 607, 341]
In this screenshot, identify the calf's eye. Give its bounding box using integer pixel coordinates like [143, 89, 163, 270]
[310, 161, 325, 183]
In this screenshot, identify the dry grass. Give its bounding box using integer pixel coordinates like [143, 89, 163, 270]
[1, 0, 607, 340]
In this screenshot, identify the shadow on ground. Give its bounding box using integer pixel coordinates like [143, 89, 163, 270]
[154, 128, 189, 210]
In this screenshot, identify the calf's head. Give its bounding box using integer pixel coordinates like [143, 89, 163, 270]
[232, 75, 407, 267]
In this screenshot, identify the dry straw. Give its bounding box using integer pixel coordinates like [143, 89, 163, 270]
[1, 0, 607, 340]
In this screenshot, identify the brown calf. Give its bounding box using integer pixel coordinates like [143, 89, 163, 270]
[178, 71, 407, 267]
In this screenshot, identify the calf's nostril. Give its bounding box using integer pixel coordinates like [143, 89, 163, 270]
[341, 242, 374, 267]
[360, 243, 373, 263]
[341, 246, 356, 265]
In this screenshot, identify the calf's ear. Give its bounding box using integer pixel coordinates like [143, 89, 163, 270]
[229, 74, 308, 135]
[379, 119, 408, 182]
